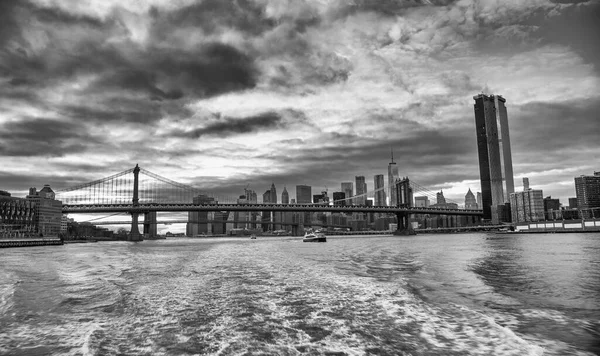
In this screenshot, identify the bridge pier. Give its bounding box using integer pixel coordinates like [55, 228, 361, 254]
[143, 211, 157, 238]
[393, 212, 415, 236]
[128, 164, 143, 242]
[129, 212, 142, 241]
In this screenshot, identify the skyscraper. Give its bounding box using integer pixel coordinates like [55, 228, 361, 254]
[341, 182, 353, 206]
[296, 185, 312, 204]
[575, 172, 600, 218]
[270, 183, 277, 204]
[355, 176, 367, 205]
[464, 189, 477, 209]
[388, 150, 399, 206]
[414, 196, 429, 207]
[374, 174, 386, 207]
[281, 186, 289, 204]
[436, 190, 446, 205]
[473, 93, 515, 223]
[332, 192, 346, 206]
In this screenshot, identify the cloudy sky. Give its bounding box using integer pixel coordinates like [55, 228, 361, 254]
[1, 0, 599, 206]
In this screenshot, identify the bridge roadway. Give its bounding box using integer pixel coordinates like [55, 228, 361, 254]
[88, 219, 348, 228]
[63, 203, 483, 216]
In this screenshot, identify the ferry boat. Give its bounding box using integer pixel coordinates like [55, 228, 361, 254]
[303, 229, 327, 242]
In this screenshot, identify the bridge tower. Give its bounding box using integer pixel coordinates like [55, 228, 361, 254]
[129, 164, 143, 241]
[394, 177, 416, 235]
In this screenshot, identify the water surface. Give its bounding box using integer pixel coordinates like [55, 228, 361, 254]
[1, 232, 598, 355]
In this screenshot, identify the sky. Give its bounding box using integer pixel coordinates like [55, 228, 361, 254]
[1, 0, 599, 207]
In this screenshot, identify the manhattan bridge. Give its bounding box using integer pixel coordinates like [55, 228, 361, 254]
[55, 165, 483, 240]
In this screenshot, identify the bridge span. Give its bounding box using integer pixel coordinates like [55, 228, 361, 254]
[63, 203, 483, 216]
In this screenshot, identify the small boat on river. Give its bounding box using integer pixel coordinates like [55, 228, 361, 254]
[303, 229, 326, 242]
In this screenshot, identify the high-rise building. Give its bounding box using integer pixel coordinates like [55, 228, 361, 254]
[332, 192, 346, 206]
[355, 176, 367, 205]
[341, 182, 353, 206]
[281, 186, 289, 204]
[414, 196, 429, 207]
[388, 150, 399, 206]
[262, 189, 272, 231]
[574, 172, 600, 218]
[313, 192, 329, 204]
[543, 196, 561, 220]
[473, 93, 515, 223]
[510, 189, 544, 222]
[476, 192, 482, 208]
[26, 185, 62, 237]
[568, 197, 578, 209]
[465, 189, 478, 209]
[270, 183, 277, 204]
[436, 190, 446, 205]
[296, 185, 312, 204]
[523, 177, 530, 191]
[187, 194, 216, 236]
[374, 174, 386, 207]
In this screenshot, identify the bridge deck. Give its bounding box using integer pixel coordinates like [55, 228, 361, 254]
[63, 203, 483, 216]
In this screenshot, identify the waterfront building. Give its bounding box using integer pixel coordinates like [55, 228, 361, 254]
[388, 150, 399, 206]
[509, 189, 544, 223]
[332, 192, 346, 206]
[575, 172, 600, 218]
[0, 191, 37, 238]
[26, 185, 62, 237]
[341, 182, 353, 206]
[568, 197, 578, 209]
[374, 174, 386, 207]
[473, 93, 515, 223]
[355, 176, 367, 205]
[187, 194, 215, 236]
[61, 214, 69, 233]
[543, 196, 561, 220]
[414, 196, 429, 207]
[465, 189, 478, 209]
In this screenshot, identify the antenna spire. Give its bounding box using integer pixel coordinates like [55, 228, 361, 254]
[390, 147, 394, 163]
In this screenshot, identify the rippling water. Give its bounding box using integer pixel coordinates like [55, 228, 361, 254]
[1, 232, 598, 355]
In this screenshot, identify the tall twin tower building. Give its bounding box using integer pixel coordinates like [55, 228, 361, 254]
[473, 94, 515, 223]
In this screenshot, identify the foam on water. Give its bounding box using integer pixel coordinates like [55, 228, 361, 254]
[1, 236, 598, 355]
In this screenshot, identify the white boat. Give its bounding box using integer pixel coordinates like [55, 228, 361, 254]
[303, 229, 326, 242]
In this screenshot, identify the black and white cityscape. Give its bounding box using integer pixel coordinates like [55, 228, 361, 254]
[1, 1, 599, 355]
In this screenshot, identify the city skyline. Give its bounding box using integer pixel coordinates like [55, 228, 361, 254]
[1, 1, 599, 205]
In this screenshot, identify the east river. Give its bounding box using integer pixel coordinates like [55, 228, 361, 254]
[1, 233, 599, 356]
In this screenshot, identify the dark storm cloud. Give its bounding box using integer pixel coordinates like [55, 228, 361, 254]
[537, 2, 600, 71]
[1, 1, 259, 99]
[0, 118, 98, 157]
[337, 0, 458, 17]
[169, 112, 284, 139]
[151, 0, 276, 37]
[61, 97, 193, 124]
[510, 98, 600, 168]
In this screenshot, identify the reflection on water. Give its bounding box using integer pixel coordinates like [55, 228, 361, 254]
[0, 233, 598, 355]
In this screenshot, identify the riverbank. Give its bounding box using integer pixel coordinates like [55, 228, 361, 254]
[0, 238, 63, 248]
